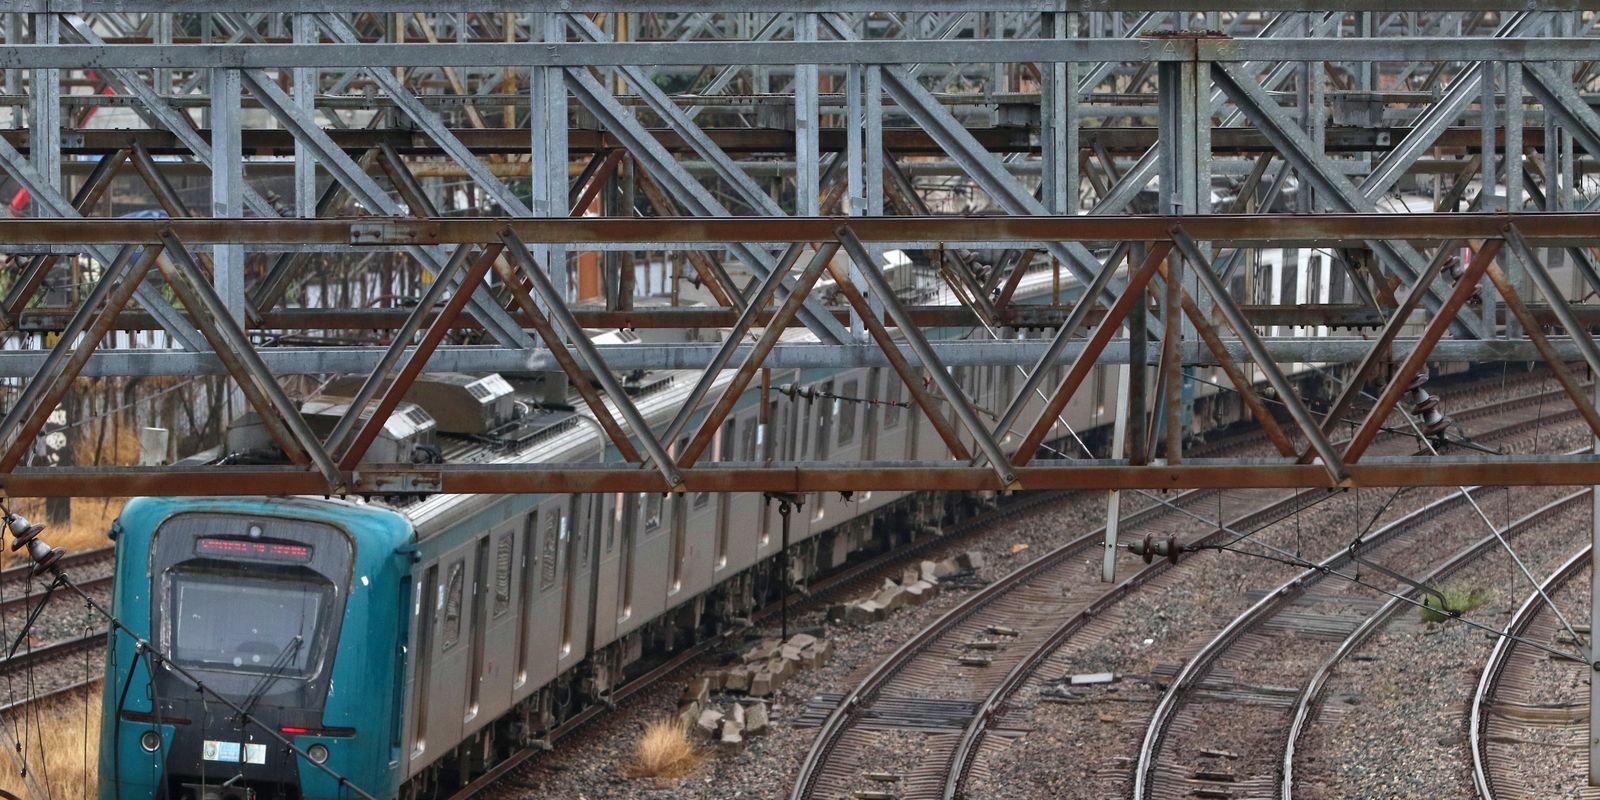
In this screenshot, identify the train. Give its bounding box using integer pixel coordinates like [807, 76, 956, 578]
[96, 243, 1354, 799]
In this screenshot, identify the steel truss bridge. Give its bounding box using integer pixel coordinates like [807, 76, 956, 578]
[0, 1, 1598, 501]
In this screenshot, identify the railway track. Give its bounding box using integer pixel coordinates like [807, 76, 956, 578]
[1139, 484, 1584, 800]
[453, 422, 1279, 798]
[1471, 544, 1591, 800]
[1279, 485, 1594, 798]
[458, 422, 1281, 797]
[792, 379, 1583, 800]
[787, 482, 1311, 800]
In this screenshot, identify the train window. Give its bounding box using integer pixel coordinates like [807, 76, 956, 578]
[815, 381, 834, 460]
[644, 492, 663, 531]
[838, 379, 858, 446]
[743, 415, 759, 462]
[570, 496, 588, 569]
[607, 493, 622, 554]
[884, 376, 903, 429]
[540, 510, 560, 590]
[442, 559, 465, 651]
[493, 532, 513, 617]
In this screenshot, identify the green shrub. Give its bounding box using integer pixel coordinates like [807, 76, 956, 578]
[1418, 585, 1490, 623]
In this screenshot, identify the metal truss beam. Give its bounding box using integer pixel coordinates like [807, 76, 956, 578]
[5, 1, 1595, 11]
[6, 213, 1600, 246]
[14, 456, 1600, 498]
[8, 37, 1600, 67]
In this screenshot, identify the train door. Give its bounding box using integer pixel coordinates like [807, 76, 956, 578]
[409, 564, 438, 760]
[476, 520, 518, 721]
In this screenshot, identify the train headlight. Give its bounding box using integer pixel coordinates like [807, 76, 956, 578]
[139, 731, 162, 752]
[307, 744, 329, 764]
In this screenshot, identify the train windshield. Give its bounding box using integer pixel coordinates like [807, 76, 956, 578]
[169, 571, 330, 677]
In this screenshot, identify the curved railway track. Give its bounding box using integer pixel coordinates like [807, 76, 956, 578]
[790, 481, 1317, 800]
[1280, 486, 1593, 799]
[1139, 485, 1584, 800]
[792, 378, 1583, 800]
[1471, 544, 1590, 800]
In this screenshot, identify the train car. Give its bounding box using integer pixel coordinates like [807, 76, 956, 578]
[100, 496, 414, 800]
[98, 241, 1352, 798]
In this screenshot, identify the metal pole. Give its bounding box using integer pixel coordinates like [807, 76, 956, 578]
[779, 497, 792, 642]
[1592, 372, 1600, 786]
[1103, 362, 1131, 583]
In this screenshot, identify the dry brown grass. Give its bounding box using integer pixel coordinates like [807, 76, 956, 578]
[2, 413, 137, 568]
[628, 717, 703, 783]
[0, 683, 101, 796]
[1, 497, 124, 569]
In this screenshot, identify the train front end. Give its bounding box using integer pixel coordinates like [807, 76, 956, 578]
[100, 497, 414, 800]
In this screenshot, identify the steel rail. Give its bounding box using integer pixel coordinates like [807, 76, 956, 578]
[948, 395, 1585, 800]
[0, 628, 106, 674]
[0, 546, 113, 586]
[0, 677, 98, 715]
[1138, 484, 1583, 800]
[0, 574, 112, 617]
[449, 426, 1272, 799]
[793, 482, 1350, 800]
[1280, 488, 1590, 800]
[1470, 544, 1590, 800]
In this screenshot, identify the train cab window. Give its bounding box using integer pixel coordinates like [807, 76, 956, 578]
[493, 532, 513, 617]
[839, 379, 859, 446]
[540, 510, 561, 590]
[884, 377, 904, 429]
[169, 570, 329, 676]
[442, 559, 465, 650]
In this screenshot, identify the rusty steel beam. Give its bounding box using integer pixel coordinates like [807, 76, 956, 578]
[0, 245, 158, 470]
[1, 147, 128, 319]
[153, 231, 345, 488]
[491, 251, 644, 464]
[1172, 227, 1349, 482]
[1342, 239, 1504, 464]
[338, 243, 505, 470]
[12, 456, 1600, 497]
[250, 147, 379, 313]
[822, 244, 976, 464]
[6, 213, 1600, 247]
[1315, 240, 1463, 443]
[0, 125, 1562, 159]
[8, 302, 1408, 333]
[1012, 243, 1170, 466]
[836, 224, 1018, 486]
[676, 244, 840, 469]
[1483, 259, 1600, 440]
[1155, 258, 1299, 458]
[500, 231, 684, 488]
[321, 243, 477, 457]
